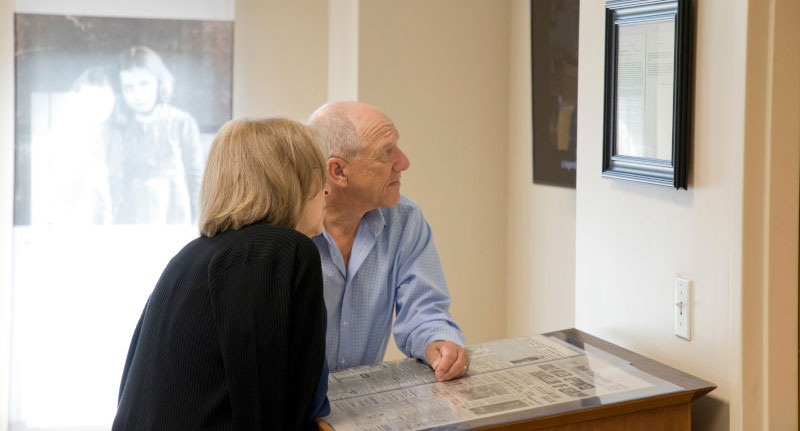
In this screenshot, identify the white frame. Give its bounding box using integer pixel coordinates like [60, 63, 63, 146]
[1, 0, 15, 426]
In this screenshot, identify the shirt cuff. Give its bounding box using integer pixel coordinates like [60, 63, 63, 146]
[411, 322, 466, 363]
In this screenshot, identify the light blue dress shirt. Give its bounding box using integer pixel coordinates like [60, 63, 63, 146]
[312, 195, 465, 371]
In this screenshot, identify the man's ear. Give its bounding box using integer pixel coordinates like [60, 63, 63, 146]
[327, 157, 348, 187]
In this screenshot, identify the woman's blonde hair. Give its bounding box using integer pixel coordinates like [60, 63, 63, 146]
[198, 117, 327, 237]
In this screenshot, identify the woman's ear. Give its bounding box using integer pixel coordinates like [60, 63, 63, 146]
[327, 158, 348, 188]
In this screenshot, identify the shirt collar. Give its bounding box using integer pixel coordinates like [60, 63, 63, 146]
[362, 207, 386, 237]
[316, 207, 387, 247]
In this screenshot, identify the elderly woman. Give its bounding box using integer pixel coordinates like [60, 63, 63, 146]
[112, 118, 331, 430]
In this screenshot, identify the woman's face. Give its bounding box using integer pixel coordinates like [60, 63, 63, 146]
[119, 67, 159, 114]
[295, 182, 330, 238]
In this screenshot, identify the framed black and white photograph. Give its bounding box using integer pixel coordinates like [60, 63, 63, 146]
[602, 0, 690, 189]
[531, 0, 579, 188]
[14, 13, 233, 226]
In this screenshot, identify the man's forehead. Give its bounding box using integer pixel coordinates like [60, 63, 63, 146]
[366, 119, 399, 140]
[349, 106, 399, 144]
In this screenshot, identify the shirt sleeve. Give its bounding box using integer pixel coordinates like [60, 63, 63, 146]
[392, 205, 465, 362]
[306, 358, 331, 421]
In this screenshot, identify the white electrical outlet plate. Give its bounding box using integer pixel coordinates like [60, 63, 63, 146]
[674, 278, 691, 340]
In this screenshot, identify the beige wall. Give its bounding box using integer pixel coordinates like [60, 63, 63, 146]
[358, 0, 511, 359]
[233, 0, 328, 121]
[740, 0, 800, 428]
[506, 0, 576, 338]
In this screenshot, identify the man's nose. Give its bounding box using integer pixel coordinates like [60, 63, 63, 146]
[393, 149, 410, 172]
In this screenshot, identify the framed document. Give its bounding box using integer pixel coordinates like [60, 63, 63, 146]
[602, 0, 690, 189]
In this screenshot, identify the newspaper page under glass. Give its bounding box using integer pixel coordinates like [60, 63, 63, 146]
[328, 335, 579, 402]
[324, 336, 682, 431]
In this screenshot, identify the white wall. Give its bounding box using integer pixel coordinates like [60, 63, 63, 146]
[571, 0, 792, 429]
[358, 0, 511, 359]
[506, 0, 576, 339]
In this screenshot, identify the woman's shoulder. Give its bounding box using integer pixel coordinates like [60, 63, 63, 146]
[205, 224, 318, 271]
[240, 222, 312, 244]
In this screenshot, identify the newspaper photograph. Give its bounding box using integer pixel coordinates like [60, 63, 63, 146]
[324, 338, 681, 431]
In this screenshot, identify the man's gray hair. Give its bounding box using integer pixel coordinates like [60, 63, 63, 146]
[307, 103, 367, 159]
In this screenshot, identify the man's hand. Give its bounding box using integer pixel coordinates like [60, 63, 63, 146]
[425, 340, 469, 382]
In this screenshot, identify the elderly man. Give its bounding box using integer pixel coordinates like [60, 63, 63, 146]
[308, 101, 468, 382]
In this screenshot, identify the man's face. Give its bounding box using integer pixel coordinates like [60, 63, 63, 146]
[347, 111, 410, 209]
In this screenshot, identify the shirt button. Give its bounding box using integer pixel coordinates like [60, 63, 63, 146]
[342, 321, 348, 327]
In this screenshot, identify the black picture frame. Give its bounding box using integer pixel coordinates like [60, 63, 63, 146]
[602, 0, 690, 189]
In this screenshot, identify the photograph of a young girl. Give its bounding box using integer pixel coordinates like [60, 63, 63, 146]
[106, 46, 204, 224]
[14, 14, 232, 226]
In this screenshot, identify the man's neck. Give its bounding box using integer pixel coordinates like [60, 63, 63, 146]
[324, 189, 373, 270]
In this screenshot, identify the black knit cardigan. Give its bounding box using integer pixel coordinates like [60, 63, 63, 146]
[112, 223, 326, 430]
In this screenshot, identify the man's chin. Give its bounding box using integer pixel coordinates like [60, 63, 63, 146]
[382, 193, 402, 208]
